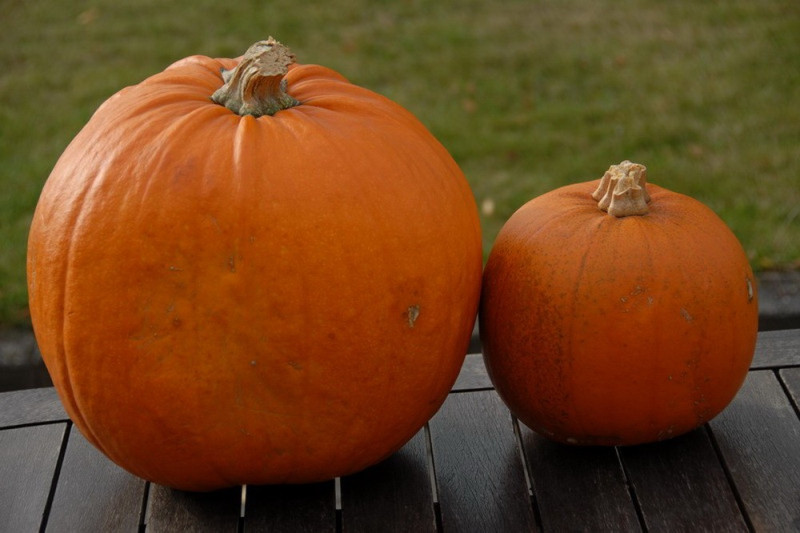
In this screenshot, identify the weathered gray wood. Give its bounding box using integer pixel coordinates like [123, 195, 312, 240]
[709, 370, 800, 531]
[751, 328, 800, 369]
[429, 389, 537, 532]
[145, 484, 241, 532]
[452, 353, 492, 391]
[0, 387, 67, 428]
[44, 427, 146, 532]
[779, 366, 800, 409]
[0, 423, 67, 532]
[620, 427, 747, 532]
[341, 428, 436, 532]
[520, 427, 641, 532]
[245, 481, 335, 532]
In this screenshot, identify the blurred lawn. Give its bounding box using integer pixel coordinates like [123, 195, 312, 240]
[1, 0, 799, 326]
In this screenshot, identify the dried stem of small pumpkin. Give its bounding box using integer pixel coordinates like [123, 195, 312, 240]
[592, 161, 651, 217]
[211, 37, 300, 117]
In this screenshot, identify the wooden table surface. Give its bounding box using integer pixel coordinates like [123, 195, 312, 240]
[1, 329, 799, 532]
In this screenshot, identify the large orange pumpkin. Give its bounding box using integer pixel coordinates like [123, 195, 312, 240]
[480, 161, 758, 446]
[27, 39, 482, 490]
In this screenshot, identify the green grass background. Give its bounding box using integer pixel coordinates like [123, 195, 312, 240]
[2, 0, 799, 326]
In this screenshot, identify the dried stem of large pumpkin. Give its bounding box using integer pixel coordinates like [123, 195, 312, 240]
[592, 160, 651, 217]
[211, 37, 300, 117]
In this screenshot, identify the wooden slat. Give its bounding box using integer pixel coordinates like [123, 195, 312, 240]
[620, 427, 747, 532]
[0, 387, 67, 428]
[520, 427, 641, 532]
[245, 481, 335, 532]
[452, 353, 492, 391]
[0, 423, 67, 532]
[751, 328, 800, 369]
[709, 370, 800, 530]
[145, 484, 241, 532]
[44, 426, 146, 532]
[341, 428, 436, 532]
[779, 366, 800, 408]
[429, 389, 537, 532]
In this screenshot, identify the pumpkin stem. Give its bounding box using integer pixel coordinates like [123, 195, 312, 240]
[211, 37, 300, 117]
[591, 160, 651, 217]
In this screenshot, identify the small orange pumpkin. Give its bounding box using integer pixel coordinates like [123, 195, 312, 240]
[480, 161, 758, 446]
[27, 39, 482, 490]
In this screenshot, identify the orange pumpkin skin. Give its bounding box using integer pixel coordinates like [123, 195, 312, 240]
[27, 52, 482, 490]
[480, 177, 758, 446]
